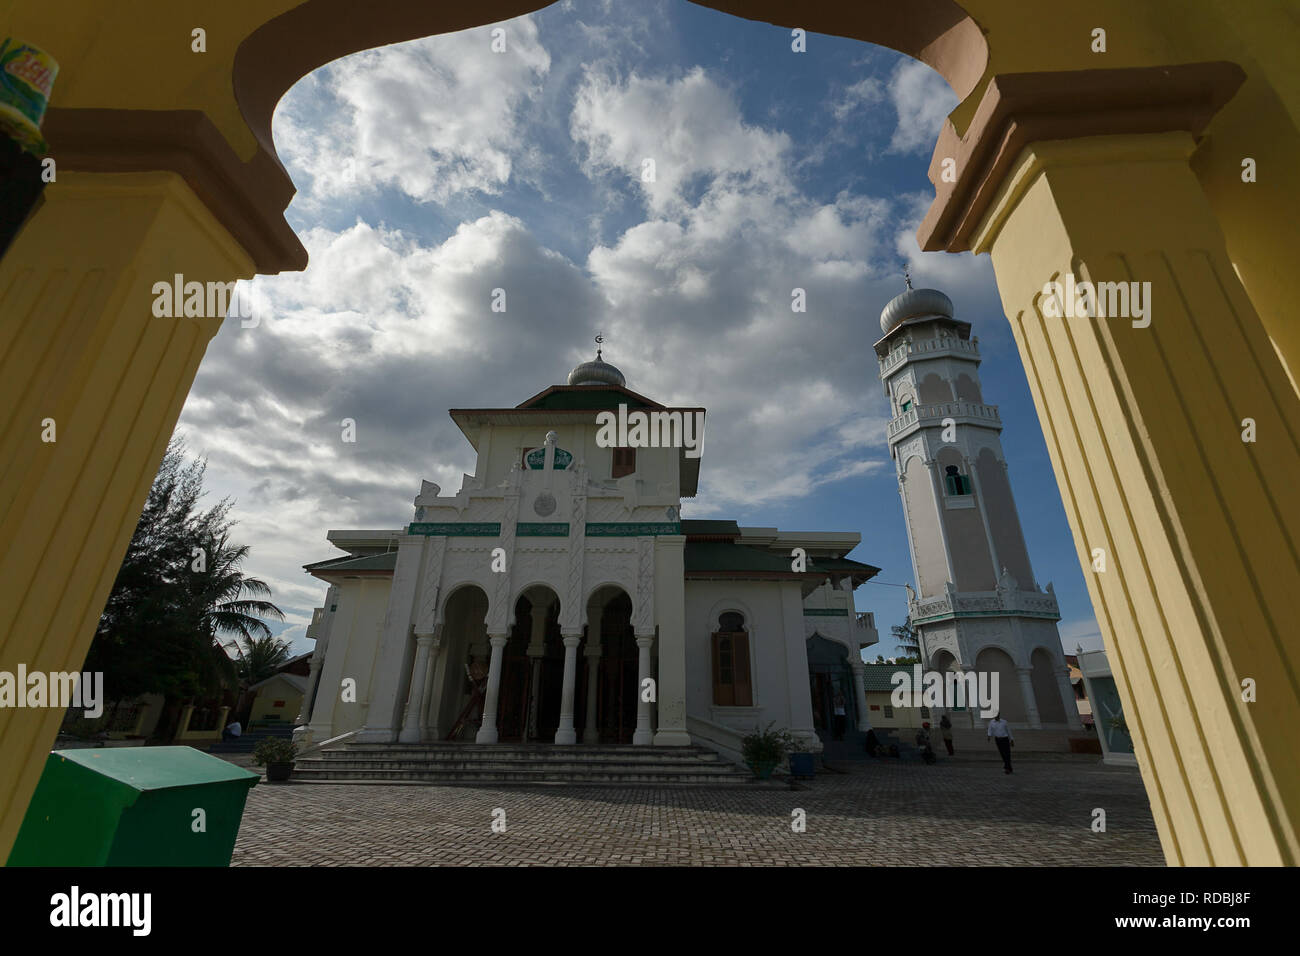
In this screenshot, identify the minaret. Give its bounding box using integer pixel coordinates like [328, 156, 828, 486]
[875, 281, 1081, 732]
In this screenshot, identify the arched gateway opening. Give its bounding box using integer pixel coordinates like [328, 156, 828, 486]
[498, 586, 563, 742]
[4, 0, 1297, 868]
[436, 584, 490, 741]
[584, 586, 639, 745]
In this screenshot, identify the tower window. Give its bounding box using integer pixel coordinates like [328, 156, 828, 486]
[612, 447, 636, 478]
[944, 465, 972, 496]
[900, 400, 913, 413]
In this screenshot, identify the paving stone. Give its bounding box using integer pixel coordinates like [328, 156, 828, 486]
[230, 756, 1163, 866]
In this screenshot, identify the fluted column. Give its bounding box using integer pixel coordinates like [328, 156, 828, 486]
[399, 631, 438, 743]
[850, 660, 871, 731]
[554, 632, 581, 745]
[971, 128, 1300, 864]
[0, 171, 255, 859]
[633, 634, 655, 745]
[475, 634, 509, 744]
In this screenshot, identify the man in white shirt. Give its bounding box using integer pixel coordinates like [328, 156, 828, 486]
[222, 720, 242, 742]
[987, 713, 1014, 774]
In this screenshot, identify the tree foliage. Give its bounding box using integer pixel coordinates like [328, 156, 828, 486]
[227, 633, 295, 687]
[86, 438, 285, 701]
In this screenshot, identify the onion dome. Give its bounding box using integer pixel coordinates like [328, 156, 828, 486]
[879, 286, 954, 335]
[568, 348, 626, 387]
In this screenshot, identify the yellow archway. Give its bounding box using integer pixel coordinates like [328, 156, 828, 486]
[2, 0, 1297, 866]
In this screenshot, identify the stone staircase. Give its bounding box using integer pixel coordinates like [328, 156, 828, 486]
[293, 742, 754, 786]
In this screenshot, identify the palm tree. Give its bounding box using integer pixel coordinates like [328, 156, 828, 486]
[193, 531, 285, 643]
[226, 633, 294, 686]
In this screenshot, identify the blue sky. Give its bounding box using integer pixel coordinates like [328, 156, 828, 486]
[175, 0, 1104, 660]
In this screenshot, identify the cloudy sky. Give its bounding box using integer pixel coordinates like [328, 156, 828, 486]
[176, 0, 1104, 659]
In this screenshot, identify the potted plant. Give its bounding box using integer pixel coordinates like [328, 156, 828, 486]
[786, 737, 817, 780]
[253, 737, 297, 782]
[741, 723, 793, 779]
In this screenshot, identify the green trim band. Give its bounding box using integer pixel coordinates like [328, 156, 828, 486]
[585, 522, 682, 537]
[408, 522, 502, 536]
[803, 608, 851, 617]
[517, 523, 570, 537]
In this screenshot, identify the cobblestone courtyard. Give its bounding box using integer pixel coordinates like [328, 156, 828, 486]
[231, 754, 1164, 866]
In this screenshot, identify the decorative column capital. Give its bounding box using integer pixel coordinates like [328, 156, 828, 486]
[635, 633, 655, 649]
[917, 61, 1245, 254]
[561, 633, 582, 648]
[488, 633, 509, 649]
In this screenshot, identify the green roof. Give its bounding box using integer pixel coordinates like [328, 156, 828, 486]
[304, 552, 398, 573]
[517, 386, 659, 411]
[685, 541, 805, 575]
[813, 556, 881, 576]
[681, 519, 740, 537]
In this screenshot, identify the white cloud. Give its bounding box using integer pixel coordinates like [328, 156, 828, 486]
[273, 17, 551, 205]
[832, 76, 886, 121]
[886, 59, 958, 155]
[571, 66, 793, 217]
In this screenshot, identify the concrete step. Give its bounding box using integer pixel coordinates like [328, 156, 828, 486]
[336, 743, 721, 755]
[291, 767, 752, 786]
[297, 757, 742, 774]
[292, 743, 752, 787]
[316, 747, 725, 765]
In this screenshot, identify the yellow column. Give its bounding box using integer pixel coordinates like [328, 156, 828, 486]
[0, 171, 253, 859]
[972, 132, 1300, 865]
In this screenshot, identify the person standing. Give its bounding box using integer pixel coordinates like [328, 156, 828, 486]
[222, 719, 242, 742]
[987, 713, 1014, 773]
[832, 692, 847, 740]
[939, 713, 954, 755]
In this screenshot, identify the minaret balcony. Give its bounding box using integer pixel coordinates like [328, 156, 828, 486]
[886, 400, 1002, 441]
[878, 335, 981, 377]
[908, 586, 1061, 626]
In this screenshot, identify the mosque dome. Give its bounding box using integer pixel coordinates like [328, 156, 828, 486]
[567, 348, 626, 387]
[879, 286, 954, 335]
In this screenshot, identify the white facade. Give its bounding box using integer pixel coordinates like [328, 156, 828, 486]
[875, 287, 1081, 732]
[295, 358, 880, 761]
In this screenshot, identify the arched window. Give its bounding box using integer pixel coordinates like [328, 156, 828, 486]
[944, 464, 972, 496]
[712, 612, 752, 706]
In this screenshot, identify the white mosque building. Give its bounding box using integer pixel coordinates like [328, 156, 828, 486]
[875, 282, 1082, 744]
[293, 350, 881, 767]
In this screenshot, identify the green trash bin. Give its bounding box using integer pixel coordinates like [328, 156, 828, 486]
[6, 746, 259, 866]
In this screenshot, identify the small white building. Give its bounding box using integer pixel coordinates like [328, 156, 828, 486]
[1076, 647, 1136, 766]
[295, 352, 880, 764]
